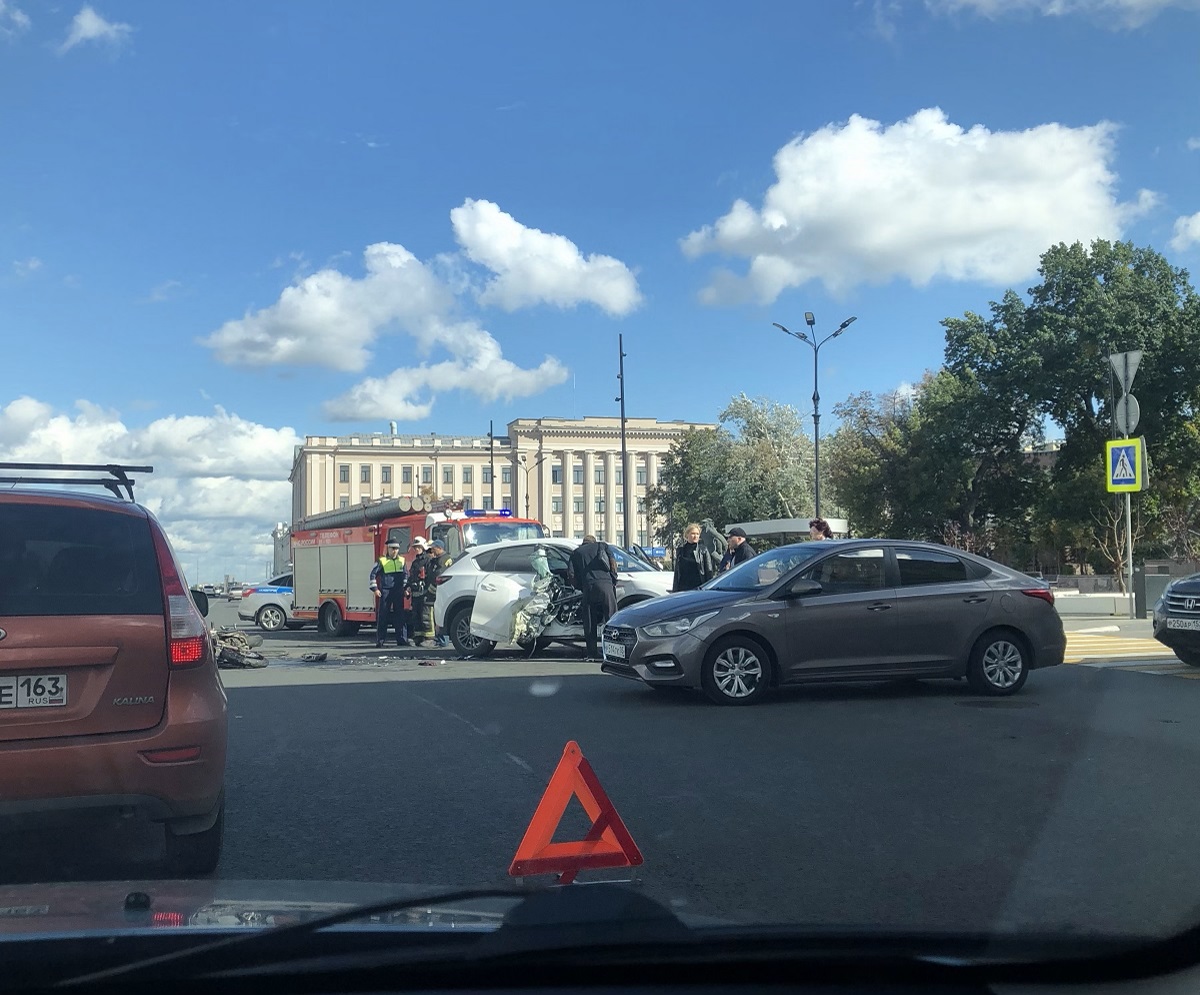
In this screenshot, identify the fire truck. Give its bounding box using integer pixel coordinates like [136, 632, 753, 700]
[289, 497, 548, 636]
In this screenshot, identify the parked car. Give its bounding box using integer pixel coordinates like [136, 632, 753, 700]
[1152, 574, 1200, 666]
[237, 573, 305, 632]
[0, 463, 228, 874]
[434, 539, 673, 655]
[601, 538, 1065, 706]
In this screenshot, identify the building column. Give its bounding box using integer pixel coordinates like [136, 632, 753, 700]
[644, 451, 659, 545]
[624, 450, 636, 545]
[558, 449, 571, 537]
[602, 451, 617, 543]
[538, 448, 552, 527]
[583, 451, 596, 538]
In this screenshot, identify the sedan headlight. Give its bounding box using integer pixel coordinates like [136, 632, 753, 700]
[639, 611, 719, 638]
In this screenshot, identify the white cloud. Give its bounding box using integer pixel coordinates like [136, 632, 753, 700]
[12, 256, 41, 278]
[0, 397, 301, 584]
[1187, 137, 1200, 151]
[928, 0, 1200, 26]
[682, 107, 1156, 302]
[142, 279, 182, 303]
[322, 318, 568, 421]
[450, 198, 642, 316]
[204, 202, 626, 421]
[1169, 212, 1200, 251]
[58, 5, 132, 54]
[0, 1, 30, 37]
[203, 242, 454, 372]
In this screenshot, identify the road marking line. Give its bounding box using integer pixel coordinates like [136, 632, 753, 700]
[1073, 625, 1122, 634]
[506, 753, 533, 772]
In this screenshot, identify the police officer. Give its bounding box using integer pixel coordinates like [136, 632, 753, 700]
[406, 537, 430, 647]
[567, 534, 618, 661]
[369, 539, 408, 647]
[424, 539, 454, 648]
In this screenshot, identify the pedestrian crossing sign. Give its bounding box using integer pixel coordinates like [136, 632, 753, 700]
[1106, 438, 1148, 492]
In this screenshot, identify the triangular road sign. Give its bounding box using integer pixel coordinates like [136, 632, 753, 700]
[1113, 448, 1135, 482]
[509, 741, 643, 884]
[1109, 350, 1143, 393]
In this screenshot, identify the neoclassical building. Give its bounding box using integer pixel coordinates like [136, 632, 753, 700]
[289, 415, 716, 545]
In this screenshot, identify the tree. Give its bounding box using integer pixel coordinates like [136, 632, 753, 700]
[646, 395, 814, 545]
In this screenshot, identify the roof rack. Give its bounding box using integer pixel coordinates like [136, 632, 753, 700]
[0, 463, 154, 502]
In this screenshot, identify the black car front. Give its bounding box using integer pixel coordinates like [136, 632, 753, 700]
[1152, 573, 1200, 666]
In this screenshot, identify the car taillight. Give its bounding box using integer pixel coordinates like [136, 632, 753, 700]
[151, 911, 187, 928]
[150, 522, 210, 669]
[1022, 588, 1055, 605]
[435, 574, 451, 585]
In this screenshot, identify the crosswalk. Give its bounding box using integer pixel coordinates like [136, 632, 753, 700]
[1064, 632, 1176, 664]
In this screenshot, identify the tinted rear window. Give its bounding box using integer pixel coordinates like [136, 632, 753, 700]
[0, 504, 163, 616]
[896, 548, 969, 586]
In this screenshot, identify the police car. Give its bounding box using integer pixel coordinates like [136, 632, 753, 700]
[237, 573, 306, 632]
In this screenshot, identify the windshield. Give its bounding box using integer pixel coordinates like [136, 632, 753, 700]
[706, 544, 826, 592]
[462, 522, 549, 546]
[5, 0, 1200, 973]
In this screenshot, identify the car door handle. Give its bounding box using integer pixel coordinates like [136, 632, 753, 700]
[866, 603, 892, 611]
[962, 596, 988, 604]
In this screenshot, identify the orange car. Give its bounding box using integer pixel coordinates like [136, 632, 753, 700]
[0, 464, 227, 876]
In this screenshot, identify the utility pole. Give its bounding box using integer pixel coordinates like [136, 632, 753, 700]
[616, 334, 631, 548]
[488, 419, 496, 511]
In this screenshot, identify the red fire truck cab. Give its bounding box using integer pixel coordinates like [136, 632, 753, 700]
[290, 498, 548, 635]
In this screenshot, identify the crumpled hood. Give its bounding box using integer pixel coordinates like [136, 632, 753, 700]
[0, 880, 515, 937]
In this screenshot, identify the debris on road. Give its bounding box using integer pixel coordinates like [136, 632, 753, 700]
[213, 627, 269, 669]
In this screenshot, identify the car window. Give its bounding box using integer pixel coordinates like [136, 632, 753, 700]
[269, 574, 293, 587]
[805, 548, 887, 594]
[544, 546, 571, 574]
[708, 543, 826, 592]
[0, 505, 162, 616]
[609, 546, 651, 572]
[490, 545, 537, 572]
[895, 549, 969, 586]
[461, 522, 549, 546]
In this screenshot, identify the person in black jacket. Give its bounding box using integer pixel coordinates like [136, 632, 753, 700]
[673, 523, 714, 592]
[567, 535, 618, 661]
[722, 526, 756, 570]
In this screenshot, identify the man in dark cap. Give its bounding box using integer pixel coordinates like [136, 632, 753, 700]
[721, 526, 756, 572]
[424, 539, 454, 648]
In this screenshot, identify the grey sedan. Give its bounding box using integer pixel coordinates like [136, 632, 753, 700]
[600, 539, 1065, 705]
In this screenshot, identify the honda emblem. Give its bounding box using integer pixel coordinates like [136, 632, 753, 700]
[1187, 598, 1198, 611]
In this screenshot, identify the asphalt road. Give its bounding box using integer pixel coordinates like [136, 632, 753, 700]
[6, 618, 1200, 941]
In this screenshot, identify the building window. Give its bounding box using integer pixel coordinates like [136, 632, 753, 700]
[637, 530, 647, 546]
[595, 466, 605, 485]
[402, 465, 413, 485]
[551, 464, 563, 485]
[501, 467, 511, 484]
[360, 465, 371, 484]
[615, 467, 624, 485]
[573, 498, 584, 514]
[574, 531, 584, 540]
[595, 498, 605, 514]
[482, 465, 492, 484]
[617, 531, 625, 546]
[482, 496, 493, 511]
[636, 466, 647, 485]
[552, 497, 563, 513]
[443, 465, 454, 485]
[615, 498, 624, 514]
[338, 464, 350, 484]
[462, 466, 473, 484]
[421, 465, 433, 485]
[572, 466, 584, 485]
[637, 496, 646, 511]
[339, 496, 349, 508]
[502, 496, 510, 510]
[381, 466, 392, 484]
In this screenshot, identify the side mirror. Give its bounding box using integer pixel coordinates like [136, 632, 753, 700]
[782, 578, 822, 599]
[190, 588, 210, 618]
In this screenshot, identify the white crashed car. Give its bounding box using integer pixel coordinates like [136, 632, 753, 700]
[432, 538, 672, 655]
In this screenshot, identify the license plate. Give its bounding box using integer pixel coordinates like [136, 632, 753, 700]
[602, 641, 626, 660]
[1166, 618, 1200, 631]
[0, 674, 68, 709]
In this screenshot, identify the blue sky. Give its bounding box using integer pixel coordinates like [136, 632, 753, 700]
[1, 0, 1198, 577]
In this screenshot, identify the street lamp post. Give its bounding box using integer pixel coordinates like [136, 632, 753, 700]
[517, 453, 546, 520]
[773, 313, 858, 519]
[615, 334, 632, 549]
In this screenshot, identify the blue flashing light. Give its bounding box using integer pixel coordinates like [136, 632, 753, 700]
[464, 509, 486, 517]
[497, 509, 513, 517]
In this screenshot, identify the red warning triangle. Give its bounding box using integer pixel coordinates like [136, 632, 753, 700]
[509, 740, 643, 884]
